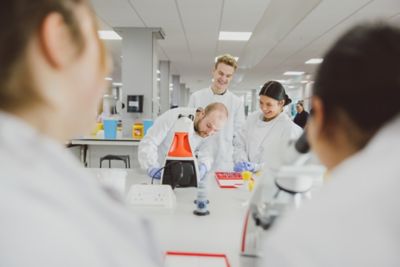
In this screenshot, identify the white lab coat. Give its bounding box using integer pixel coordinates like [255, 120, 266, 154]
[188, 87, 245, 171]
[138, 107, 211, 171]
[0, 113, 162, 267]
[234, 111, 302, 173]
[260, 115, 400, 267]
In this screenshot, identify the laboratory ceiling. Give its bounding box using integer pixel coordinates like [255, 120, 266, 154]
[93, 0, 400, 92]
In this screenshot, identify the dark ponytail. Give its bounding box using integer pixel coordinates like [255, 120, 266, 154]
[284, 94, 292, 105]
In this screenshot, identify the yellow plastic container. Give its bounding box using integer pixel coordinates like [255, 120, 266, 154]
[132, 123, 144, 139]
[91, 122, 103, 136]
[241, 171, 255, 192]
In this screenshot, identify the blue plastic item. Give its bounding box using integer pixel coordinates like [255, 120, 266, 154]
[103, 119, 118, 139]
[143, 119, 153, 135]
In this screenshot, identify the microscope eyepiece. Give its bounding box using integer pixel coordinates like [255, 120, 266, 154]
[295, 130, 310, 154]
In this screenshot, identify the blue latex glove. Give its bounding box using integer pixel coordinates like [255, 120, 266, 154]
[198, 163, 208, 180]
[147, 167, 162, 179]
[234, 161, 256, 172]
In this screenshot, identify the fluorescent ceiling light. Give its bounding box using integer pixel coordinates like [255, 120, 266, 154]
[104, 77, 113, 81]
[112, 82, 123, 86]
[219, 31, 252, 41]
[215, 56, 239, 62]
[98, 31, 122, 40]
[156, 78, 161, 82]
[156, 70, 160, 74]
[283, 71, 304, 76]
[305, 58, 323, 64]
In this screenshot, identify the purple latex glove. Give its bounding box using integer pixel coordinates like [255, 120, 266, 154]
[147, 167, 162, 179]
[234, 161, 256, 172]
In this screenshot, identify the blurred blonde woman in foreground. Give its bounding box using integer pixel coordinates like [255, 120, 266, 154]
[0, 1, 161, 266]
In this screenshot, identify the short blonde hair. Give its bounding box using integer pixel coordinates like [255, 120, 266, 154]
[214, 54, 238, 70]
[204, 102, 229, 118]
[0, 0, 108, 112]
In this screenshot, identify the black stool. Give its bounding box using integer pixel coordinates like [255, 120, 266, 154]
[100, 155, 131, 168]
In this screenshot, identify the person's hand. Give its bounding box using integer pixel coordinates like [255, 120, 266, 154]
[234, 161, 257, 172]
[198, 163, 208, 180]
[147, 167, 162, 179]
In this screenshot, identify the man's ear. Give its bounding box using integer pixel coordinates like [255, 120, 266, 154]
[199, 109, 206, 119]
[311, 96, 325, 133]
[39, 12, 75, 69]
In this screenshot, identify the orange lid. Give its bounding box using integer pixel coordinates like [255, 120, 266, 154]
[167, 132, 193, 157]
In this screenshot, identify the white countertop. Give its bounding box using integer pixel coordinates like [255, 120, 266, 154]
[90, 168, 254, 267]
[70, 137, 141, 146]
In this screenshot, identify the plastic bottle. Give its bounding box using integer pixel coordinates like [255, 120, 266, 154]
[132, 122, 144, 139]
[242, 171, 255, 192]
[193, 178, 210, 216]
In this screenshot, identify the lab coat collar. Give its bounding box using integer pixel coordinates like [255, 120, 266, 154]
[0, 111, 38, 139]
[0, 111, 67, 161]
[0, 111, 101, 194]
[257, 111, 288, 125]
[329, 114, 400, 178]
[209, 86, 228, 95]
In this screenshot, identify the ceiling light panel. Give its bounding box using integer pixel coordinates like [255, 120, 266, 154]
[305, 58, 323, 64]
[283, 71, 304, 76]
[219, 31, 252, 41]
[98, 31, 122, 40]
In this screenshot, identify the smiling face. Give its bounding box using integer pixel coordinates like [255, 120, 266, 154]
[259, 95, 285, 120]
[211, 62, 235, 93]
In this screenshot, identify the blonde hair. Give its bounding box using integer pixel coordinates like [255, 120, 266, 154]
[214, 54, 238, 70]
[0, 0, 108, 112]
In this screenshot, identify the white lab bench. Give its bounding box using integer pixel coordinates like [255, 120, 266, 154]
[68, 137, 141, 168]
[91, 168, 258, 267]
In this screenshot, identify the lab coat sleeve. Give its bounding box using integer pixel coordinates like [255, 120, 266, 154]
[281, 123, 304, 165]
[232, 98, 246, 149]
[187, 93, 196, 108]
[233, 119, 250, 163]
[138, 111, 174, 170]
[195, 134, 217, 171]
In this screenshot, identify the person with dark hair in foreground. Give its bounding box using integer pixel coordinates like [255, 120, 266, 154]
[260, 22, 400, 266]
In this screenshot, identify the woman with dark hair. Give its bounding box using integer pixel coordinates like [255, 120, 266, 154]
[260, 23, 400, 266]
[234, 81, 302, 173]
[293, 100, 309, 128]
[0, 1, 161, 266]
